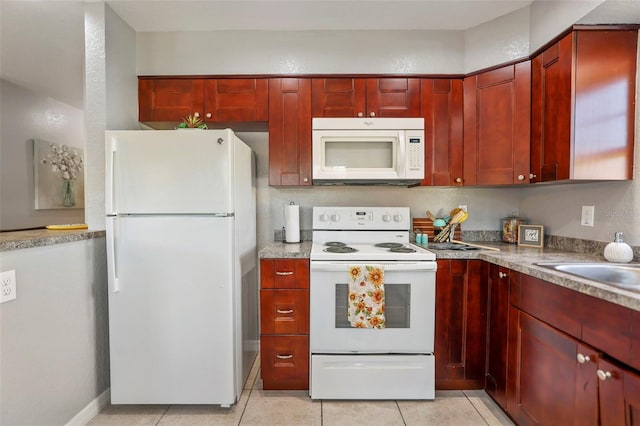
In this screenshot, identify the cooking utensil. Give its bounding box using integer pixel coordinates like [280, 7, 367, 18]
[433, 210, 466, 242]
[426, 210, 436, 222]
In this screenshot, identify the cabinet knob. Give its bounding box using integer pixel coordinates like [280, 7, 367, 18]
[357, 112, 364, 117]
[455, 177, 463, 183]
[303, 177, 309, 183]
[193, 112, 200, 118]
[517, 174, 525, 181]
[275, 271, 294, 276]
[499, 272, 508, 278]
[369, 112, 376, 117]
[597, 370, 612, 381]
[529, 173, 537, 179]
[206, 112, 212, 119]
[276, 309, 294, 314]
[576, 353, 591, 364]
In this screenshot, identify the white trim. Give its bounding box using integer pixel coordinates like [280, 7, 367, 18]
[65, 388, 110, 426]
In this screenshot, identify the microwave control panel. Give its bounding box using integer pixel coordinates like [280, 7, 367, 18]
[407, 137, 423, 170]
[405, 130, 424, 179]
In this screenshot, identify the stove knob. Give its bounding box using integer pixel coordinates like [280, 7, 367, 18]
[319, 213, 329, 222]
[382, 214, 391, 222]
[393, 214, 402, 222]
[331, 214, 340, 222]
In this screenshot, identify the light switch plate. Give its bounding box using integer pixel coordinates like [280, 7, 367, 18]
[581, 205, 595, 227]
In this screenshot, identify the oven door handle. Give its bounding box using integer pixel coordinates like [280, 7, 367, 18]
[310, 261, 437, 272]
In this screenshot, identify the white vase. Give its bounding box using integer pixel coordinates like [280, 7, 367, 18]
[603, 232, 633, 263]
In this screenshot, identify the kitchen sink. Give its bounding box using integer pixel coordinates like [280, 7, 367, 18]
[535, 262, 640, 293]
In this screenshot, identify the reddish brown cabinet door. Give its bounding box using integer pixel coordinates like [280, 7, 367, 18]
[366, 78, 421, 118]
[463, 62, 531, 185]
[420, 79, 464, 186]
[203, 78, 268, 122]
[506, 309, 598, 426]
[312, 77, 420, 118]
[311, 78, 366, 117]
[268, 78, 312, 186]
[531, 30, 637, 182]
[484, 264, 514, 408]
[435, 260, 487, 389]
[598, 358, 640, 426]
[138, 78, 204, 122]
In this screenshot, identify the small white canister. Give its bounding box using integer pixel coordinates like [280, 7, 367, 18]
[604, 232, 633, 263]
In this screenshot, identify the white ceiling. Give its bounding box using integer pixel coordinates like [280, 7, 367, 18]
[107, 0, 535, 32]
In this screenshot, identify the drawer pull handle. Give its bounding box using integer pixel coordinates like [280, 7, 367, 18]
[597, 370, 612, 381]
[276, 271, 294, 276]
[276, 354, 293, 360]
[576, 353, 591, 364]
[276, 309, 294, 314]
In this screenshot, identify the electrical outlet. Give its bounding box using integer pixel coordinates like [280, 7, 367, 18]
[581, 205, 595, 227]
[1, 270, 16, 303]
[458, 205, 468, 213]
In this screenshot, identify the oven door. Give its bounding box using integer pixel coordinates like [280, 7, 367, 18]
[310, 261, 436, 353]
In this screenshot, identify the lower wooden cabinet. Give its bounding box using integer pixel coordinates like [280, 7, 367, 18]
[502, 268, 640, 426]
[506, 308, 599, 425]
[485, 263, 514, 408]
[598, 358, 640, 426]
[435, 259, 487, 389]
[259, 258, 310, 390]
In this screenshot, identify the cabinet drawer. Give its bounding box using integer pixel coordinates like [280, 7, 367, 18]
[260, 289, 309, 335]
[260, 335, 309, 390]
[260, 259, 310, 289]
[581, 294, 632, 368]
[514, 274, 582, 339]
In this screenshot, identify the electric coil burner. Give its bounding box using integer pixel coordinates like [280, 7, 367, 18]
[309, 206, 437, 401]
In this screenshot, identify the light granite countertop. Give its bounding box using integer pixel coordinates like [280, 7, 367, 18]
[0, 228, 106, 251]
[258, 241, 640, 312]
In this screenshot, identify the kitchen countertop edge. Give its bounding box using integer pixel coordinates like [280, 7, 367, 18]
[258, 241, 640, 311]
[0, 228, 106, 251]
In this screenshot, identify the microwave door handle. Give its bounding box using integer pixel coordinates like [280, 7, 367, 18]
[397, 132, 406, 177]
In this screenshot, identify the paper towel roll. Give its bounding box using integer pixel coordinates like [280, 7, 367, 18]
[285, 204, 301, 243]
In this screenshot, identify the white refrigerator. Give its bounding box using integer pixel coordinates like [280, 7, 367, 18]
[104, 129, 257, 406]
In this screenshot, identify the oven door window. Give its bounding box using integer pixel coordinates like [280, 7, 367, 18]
[335, 283, 410, 328]
[310, 266, 435, 353]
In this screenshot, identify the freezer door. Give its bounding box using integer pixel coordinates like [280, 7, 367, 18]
[106, 130, 234, 214]
[106, 215, 239, 404]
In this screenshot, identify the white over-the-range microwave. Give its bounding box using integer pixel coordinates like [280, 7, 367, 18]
[312, 117, 425, 186]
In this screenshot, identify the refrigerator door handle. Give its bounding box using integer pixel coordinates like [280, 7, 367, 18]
[107, 142, 117, 214]
[107, 217, 120, 293]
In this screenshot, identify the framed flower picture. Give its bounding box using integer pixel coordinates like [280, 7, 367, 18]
[33, 139, 85, 209]
[518, 224, 544, 248]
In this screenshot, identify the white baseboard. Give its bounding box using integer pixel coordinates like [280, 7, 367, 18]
[65, 388, 110, 426]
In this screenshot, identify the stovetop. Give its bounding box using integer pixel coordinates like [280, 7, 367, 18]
[310, 241, 435, 261]
[310, 207, 436, 262]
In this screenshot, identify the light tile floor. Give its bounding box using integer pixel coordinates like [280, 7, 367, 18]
[88, 356, 514, 426]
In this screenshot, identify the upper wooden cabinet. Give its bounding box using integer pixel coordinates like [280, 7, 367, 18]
[463, 62, 531, 186]
[420, 79, 464, 186]
[138, 77, 268, 123]
[530, 30, 637, 182]
[268, 78, 312, 186]
[139, 78, 203, 122]
[312, 78, 421, 118]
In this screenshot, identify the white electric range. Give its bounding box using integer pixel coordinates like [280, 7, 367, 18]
[309, 206, 437, 400]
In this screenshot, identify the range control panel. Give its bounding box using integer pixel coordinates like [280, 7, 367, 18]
[312, 206, 411, 230]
